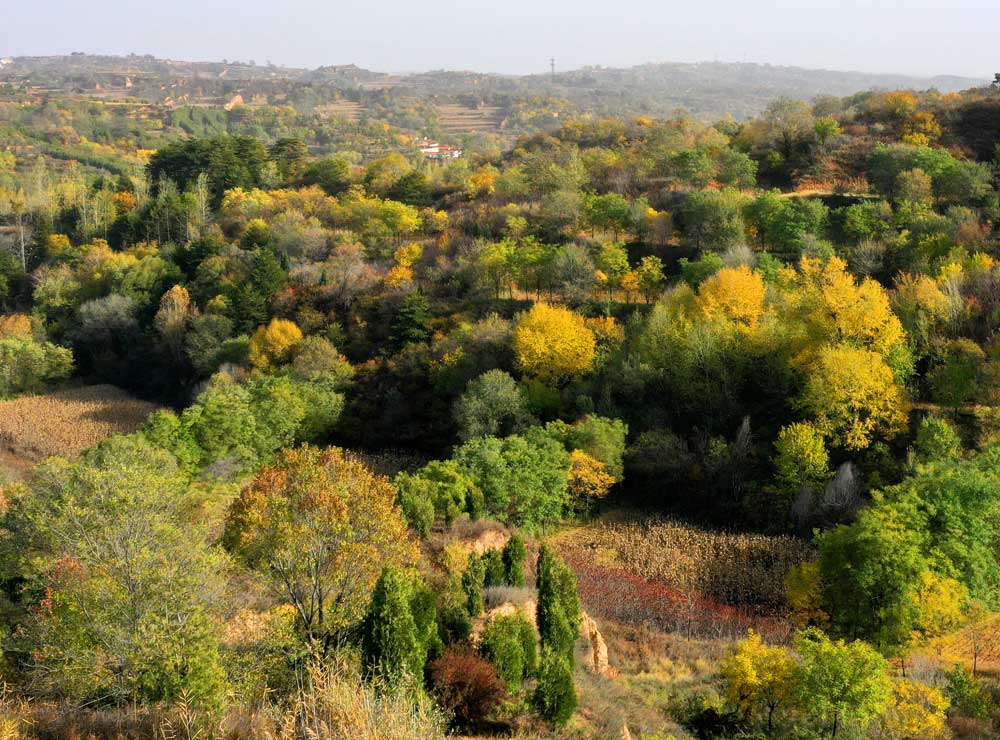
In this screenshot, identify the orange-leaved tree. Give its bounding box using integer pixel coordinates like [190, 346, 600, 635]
[223, 445, 416, 654]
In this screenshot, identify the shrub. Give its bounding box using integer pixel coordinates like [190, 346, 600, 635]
[532, 649, 577, 727]
[430, 649, 507, 729]
[293, 661, 447, 739]
[945, 665, 994, 720]
[479, 613, 537, 691]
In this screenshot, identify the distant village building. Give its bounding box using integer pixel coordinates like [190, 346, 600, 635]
[418, 139, 462, 160]
[0, 57, 14, 67]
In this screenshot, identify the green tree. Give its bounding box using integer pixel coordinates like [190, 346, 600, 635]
[483, 548, 506, 588]
[454, 369, 531, 441]
[502, 535, 527, 587]
[182, 375, 260, 468]
[583, 192, 632, 237]
[678, 188, 748, 251]
[462, 552, 486, 617]
[395, 460, 477, 536]
[536, 545, 580, 660]
[6, 436, 225, 706]
[480, 613, 537, 690]
[773, 422, 830, 489]
[148, 135, 269, 207]
[268, 137, 308, 182]
[0, 338, 73, 397]
[532, 649, 577, 726]
[361, 567, 424, 685]
[912, 415, 961, 465]
[390, 290, 431, 350]
[794, 628, 892, 738]
[300, 156, 352, 196]
[454, 429, 571, 528]
[818, 505, 925, 648]
[745, 190, 829, 252]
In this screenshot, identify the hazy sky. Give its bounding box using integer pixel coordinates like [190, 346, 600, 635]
[4, 0, 997, 78]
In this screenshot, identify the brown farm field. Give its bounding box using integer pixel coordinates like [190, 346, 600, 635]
[552, 512, 811, 642]
[0, 385, 161, 475]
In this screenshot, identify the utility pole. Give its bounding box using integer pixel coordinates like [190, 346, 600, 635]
[550, 57, 556, 81]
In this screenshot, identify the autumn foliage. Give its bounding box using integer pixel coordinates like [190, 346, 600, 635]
[512, 302, 596, 383]
[224, 446, 416, 644]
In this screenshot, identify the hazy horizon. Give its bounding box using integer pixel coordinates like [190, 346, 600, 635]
[5, 0, 997, 80]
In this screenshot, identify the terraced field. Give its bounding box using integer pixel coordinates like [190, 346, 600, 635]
[436, 103, 504, 133]
[316, 100, 365, 122]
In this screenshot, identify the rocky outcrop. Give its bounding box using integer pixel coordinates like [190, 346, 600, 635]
[580, 611, 616, 677]
[467, 528, 510, 555]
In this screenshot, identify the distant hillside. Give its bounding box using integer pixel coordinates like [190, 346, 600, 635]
[0, 53, 988, 122]
[544, 61, 985, 118]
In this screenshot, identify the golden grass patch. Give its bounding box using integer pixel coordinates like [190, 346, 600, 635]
[0, 384, 162, 463]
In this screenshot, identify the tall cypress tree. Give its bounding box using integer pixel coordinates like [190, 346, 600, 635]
[361, 567, 422, 685]
[502, 535, 527, 587]
[462, 552, 486, 617]
[536, 545, 580, 661]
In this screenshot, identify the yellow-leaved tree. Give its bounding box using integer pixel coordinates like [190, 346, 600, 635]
[909, 570, 968, 641]
[883, 680, 950, 740]
[785, 561, 829, 629]
[512, 302, 596, 383]
[0, 313, 34, 340]
[798, 344, 909, 451]
[696, 265, 767, 329]
[249, 318, 304, 369]
[154, 285, 197, 363]
[720, 630, 797, 734]
[385, 243, 422, 288]
[789, 256, 911, 377]
[566, 449, 616, 506]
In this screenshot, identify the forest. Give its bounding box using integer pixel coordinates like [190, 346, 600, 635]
[1, 55, 1000, 740]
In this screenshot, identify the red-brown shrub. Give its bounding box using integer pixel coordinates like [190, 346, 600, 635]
[429, 648, 507, 728]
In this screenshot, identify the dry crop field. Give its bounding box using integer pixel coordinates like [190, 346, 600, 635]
[0, 385, 161, 469]
[552, 512, 812, 641]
